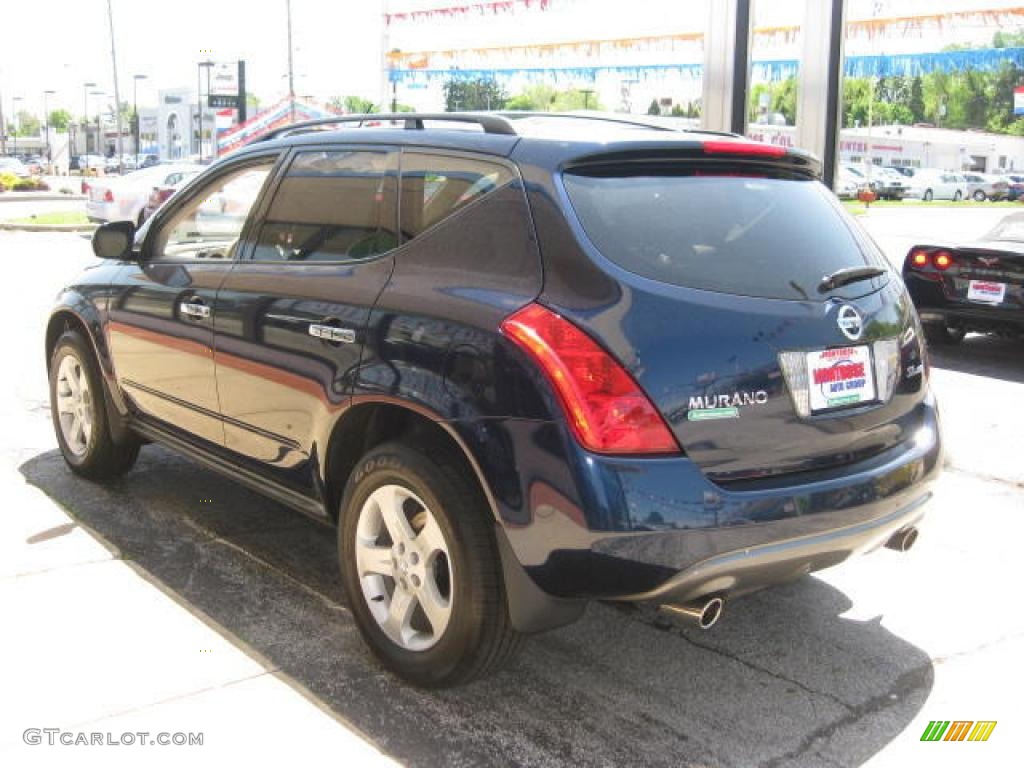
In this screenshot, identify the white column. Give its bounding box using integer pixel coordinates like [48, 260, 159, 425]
[795, 0, 848, 186]
[702, 0, 753, 135]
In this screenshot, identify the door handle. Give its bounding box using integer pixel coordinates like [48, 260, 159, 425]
[309, 324, 356, 344]
[180, 300, 211, 320]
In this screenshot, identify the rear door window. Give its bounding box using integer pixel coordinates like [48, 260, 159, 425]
[252, 149, 398, 263]
[400, 152, 514, 240]
[562, 172, 883, 301]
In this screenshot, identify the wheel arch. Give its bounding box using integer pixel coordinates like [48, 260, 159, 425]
[320, 398, 584, 634]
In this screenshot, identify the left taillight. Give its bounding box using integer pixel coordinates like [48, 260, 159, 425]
[500, 303, 680, 455]
[103, 189, 114, 203]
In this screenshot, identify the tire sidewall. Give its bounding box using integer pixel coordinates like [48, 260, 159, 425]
[338, 445, 491, 686]
[50, 332, 108, 469]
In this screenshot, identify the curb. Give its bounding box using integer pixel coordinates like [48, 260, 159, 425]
[0, 194, 86, 203]
[0, 222, 96, 233]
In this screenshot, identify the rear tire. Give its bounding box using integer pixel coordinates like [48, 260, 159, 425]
[972, 190, 986, 202]
[338, 441, 523, 687]
[49, 330, 140, 480]
[923, 189, 933, 202]
[924, 324, 967, 345]
[953, 190, 963, 202]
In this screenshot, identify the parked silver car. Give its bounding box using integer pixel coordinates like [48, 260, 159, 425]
[962, 172, 1009, 202]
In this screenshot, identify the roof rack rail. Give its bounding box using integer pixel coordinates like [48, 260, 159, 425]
[254, 112, 519, 143]
[497, 111, 739, 137]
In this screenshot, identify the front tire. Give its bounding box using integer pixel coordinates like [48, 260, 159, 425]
[923, 189, 933, 202]
[338, 442, 523, 687]
[953, 190, 963, 202]
[49, 330, 140, 480]
[972, 190, 987, 202]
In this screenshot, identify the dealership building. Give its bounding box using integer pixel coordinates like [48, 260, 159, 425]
[746, 122, 1024, 174]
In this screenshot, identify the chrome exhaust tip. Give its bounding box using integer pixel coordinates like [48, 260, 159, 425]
[885, 527, 919, 553]
[659, 596, 725, 630]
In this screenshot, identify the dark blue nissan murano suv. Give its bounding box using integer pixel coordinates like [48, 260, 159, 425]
[47, 113, 941, 686]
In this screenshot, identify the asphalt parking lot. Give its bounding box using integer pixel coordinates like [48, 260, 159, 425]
[1, 206, 1021, 767]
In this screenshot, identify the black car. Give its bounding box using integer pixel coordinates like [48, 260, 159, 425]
[47, 113, 941, 687]
[904, 211, 1024, 343]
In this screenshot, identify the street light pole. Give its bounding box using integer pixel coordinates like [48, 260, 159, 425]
[12, 96, 22, 157]
[133, 74, 147, 157]
[105, 0, 126, 172]
[198, 61, 213, 161]
[91, 91, 105, 160]
[286, 0, 296, 123]
[43, 89, 55, 164]
[83, 82, 96, 155]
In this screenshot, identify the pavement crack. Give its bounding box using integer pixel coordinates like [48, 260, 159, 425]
[660, 623, 855, 713]
[758, 663, 933, 768]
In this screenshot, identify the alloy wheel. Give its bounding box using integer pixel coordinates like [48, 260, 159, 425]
[55, 353, 94, 457]
[355, 484, 453, 652]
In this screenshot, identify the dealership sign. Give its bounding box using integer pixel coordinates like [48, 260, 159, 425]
[210, 61, 239, 96]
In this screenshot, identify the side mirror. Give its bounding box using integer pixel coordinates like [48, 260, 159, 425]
[92, 220, 136, 260]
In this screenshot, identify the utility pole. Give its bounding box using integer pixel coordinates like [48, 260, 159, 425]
[43, 89, 55, 163]
[0, 89, 6, 156]
[83, 82, 96, 155]
[286, 0, 296, 123]
[12, 96, 22, 156]
[198, 61, 213, 160]
[106, 0, 125, 171]
[133, 74, 147, 156]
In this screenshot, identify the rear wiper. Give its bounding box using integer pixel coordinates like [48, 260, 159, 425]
[818, 265, 886, 294]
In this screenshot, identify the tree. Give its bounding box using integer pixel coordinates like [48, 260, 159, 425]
[48, 109, 72, 133]
[329, 95, 376, 114]
[749, 78, 797, 125]
[443, 79, 508, 111]
[12, 111, 40, 137]
[647, 99, 661, 116]
[908, 77, 925, 123]
[504, 84, 603, 112]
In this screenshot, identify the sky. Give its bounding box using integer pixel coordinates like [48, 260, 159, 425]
[2, 0, 1021, 120]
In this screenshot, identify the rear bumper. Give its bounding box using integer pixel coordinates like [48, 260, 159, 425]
[502, 393, 942, 603]
[614, 492, 928, 604]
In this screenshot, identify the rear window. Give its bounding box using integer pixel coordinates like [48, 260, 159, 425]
[562, 173, 881, 301]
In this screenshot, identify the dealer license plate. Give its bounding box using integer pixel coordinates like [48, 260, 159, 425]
[806, 345, 876, 412]
[967, 280, 1006, 304]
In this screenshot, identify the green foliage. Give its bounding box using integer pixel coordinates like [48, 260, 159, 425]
[329, 95, 376, 114]
[840, 63, 1024, 133]
[749, 79, 797, 125]
[647, 99, 661, 116]
[443, 79, 508, 111]
[48, 109, 72, 133]
[504, 84, 602, 112]
[0, 172, 20, 191]
[10, 110, 41, 137]
[992, 30, 1024, 48]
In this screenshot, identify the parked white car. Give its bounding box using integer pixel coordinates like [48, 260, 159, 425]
[85, 163, 204, 225]
[834, 167, 864, 199]
[906, 170, 968, 202]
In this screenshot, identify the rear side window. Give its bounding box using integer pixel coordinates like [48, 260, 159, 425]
[252, 150, 397, 262]
[562, 172, 879, 301]
[400, 153, 513, 239]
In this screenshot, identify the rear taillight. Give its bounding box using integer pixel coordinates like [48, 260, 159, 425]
[501, 303, 680, 455]
[103, 189, 114, 203]
[702, 140, 787, 158]
[906, 248, 955, 271]
[81, 181, 90, 195]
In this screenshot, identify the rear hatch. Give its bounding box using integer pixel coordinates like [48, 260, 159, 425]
[549, 145, 928, 484]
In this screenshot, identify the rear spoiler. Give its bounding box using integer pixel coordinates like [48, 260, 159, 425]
[564, 138, 821, 181]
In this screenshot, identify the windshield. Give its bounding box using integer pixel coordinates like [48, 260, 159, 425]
[984, 213, 1024, 243]
[563, 172, 884, 301]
